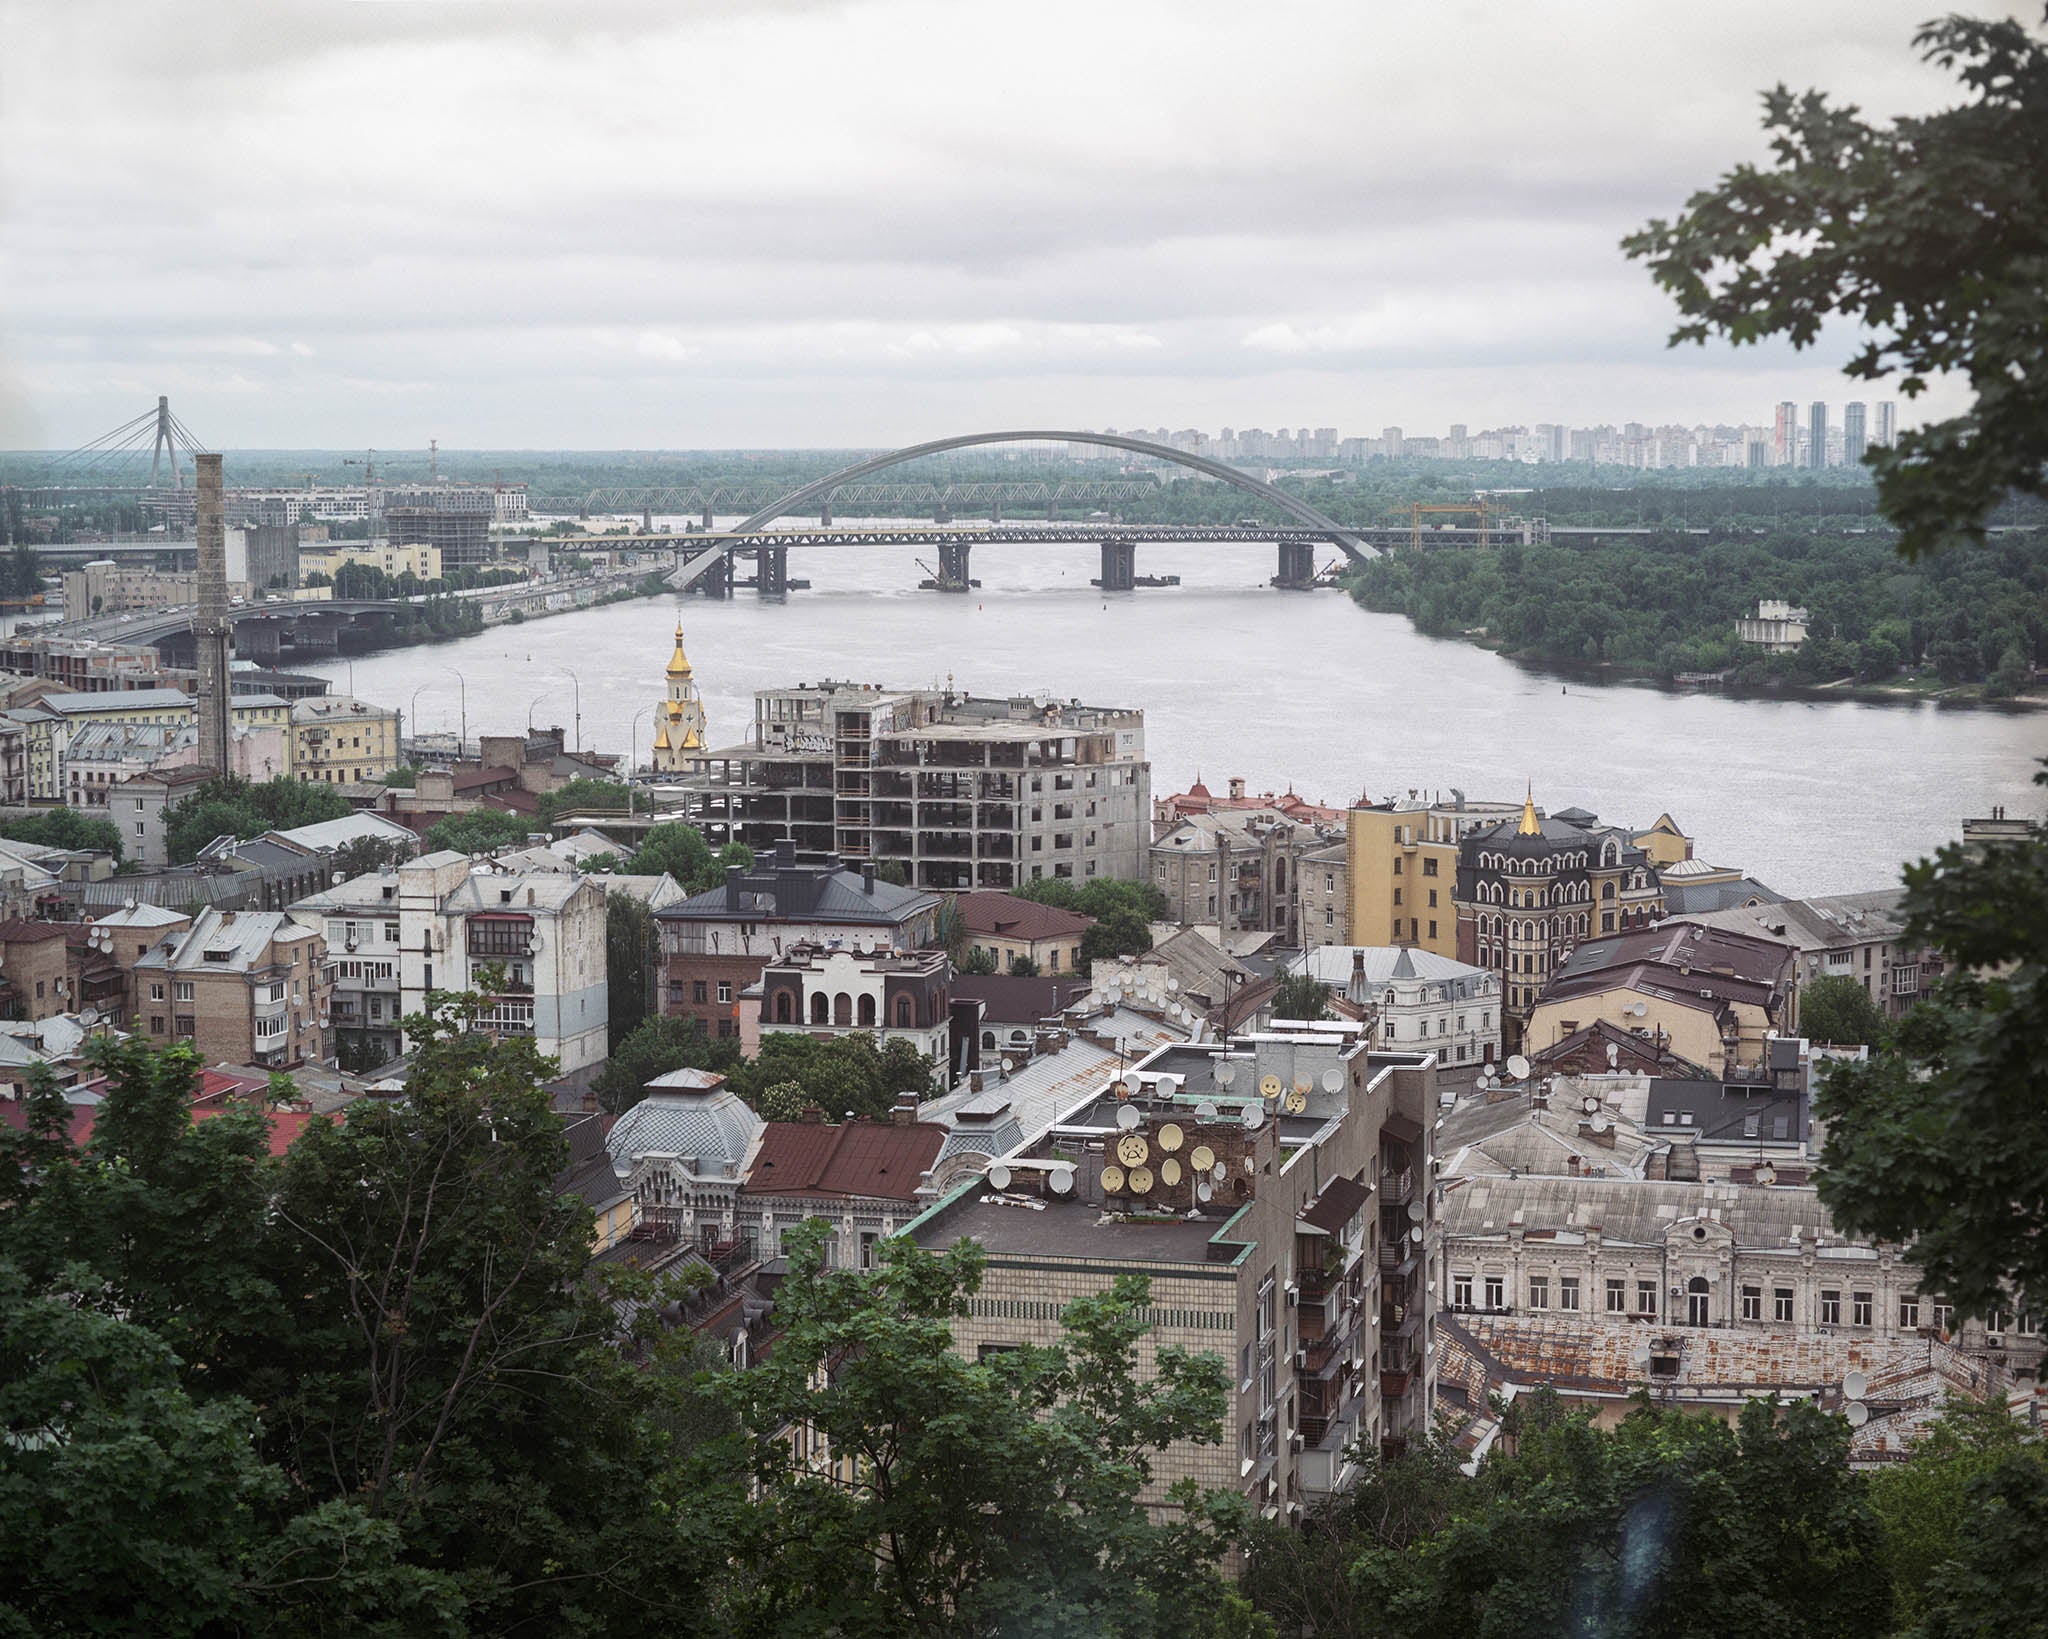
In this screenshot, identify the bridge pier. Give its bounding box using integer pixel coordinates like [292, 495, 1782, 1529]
[818, 494, 833, 527]
[1273, 539, 1317, 588]
[938, 541, 972, 589]
[756, 545, 789, 597]
[1096, 539, 1136, 593]
[234, 619, 282, 662]
[690, 548, 733, 599]
[700, 503, 715, 530]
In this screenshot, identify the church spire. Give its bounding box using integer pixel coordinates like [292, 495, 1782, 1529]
[666, 621, 694, 679]
[1518, 783, 1541, 836]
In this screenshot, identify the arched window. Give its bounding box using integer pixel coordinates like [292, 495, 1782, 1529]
[809, 993, 829, 1025]
[1602, 881, 1616, 901]
[981, 1030, 996, 1050]
[1687, 1275, 1710, 1326]
[857, 994, 876, 1028]
[774, 990, 793, 1023]
[895, 995, 914, 1028]
[833, 993, 852, 1027]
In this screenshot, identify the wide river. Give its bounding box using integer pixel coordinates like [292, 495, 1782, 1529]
[304, 532, 2044, 898]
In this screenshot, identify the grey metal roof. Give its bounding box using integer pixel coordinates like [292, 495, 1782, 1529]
[607, 1087, 763, 1178]
[1443, 1171, 1854, 1252]
[656, 858, 938, 926]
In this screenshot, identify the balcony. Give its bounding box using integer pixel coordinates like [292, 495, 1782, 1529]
[1380, 1368, 1414, 1401]
[1380, 1167, 1415, 1205]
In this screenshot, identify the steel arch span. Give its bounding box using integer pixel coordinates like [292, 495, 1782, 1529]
[685, 430, 1370, 576]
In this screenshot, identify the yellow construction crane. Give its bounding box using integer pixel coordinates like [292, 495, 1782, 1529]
[1409, 497, 1496, 550]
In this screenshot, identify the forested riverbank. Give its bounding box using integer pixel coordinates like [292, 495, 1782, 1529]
[1344, 530, 2048, 701]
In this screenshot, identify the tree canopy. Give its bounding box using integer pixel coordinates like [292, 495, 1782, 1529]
[421, 805, 535, 857]
[1799, 973, 1890, 1048]
[163, 774, 353, 864]
[1624, 13, 2048, 560]
[0, 804, 123, 860]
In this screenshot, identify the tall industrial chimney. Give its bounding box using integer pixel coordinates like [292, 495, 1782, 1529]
[194, 453, 233, 777]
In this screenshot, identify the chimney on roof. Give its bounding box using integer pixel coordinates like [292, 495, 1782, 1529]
[891, 1090, 919, 1125]
[862, 862, 876, 895]
[1228, 776, 1245, 800]
[800, 1104, 824, 1123]
[725, 864, 745, 908]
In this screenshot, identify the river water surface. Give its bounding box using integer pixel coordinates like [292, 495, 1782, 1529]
[304, 532, 2044, 897]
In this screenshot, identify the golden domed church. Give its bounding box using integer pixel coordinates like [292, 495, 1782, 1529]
[650, 621, 708, 774]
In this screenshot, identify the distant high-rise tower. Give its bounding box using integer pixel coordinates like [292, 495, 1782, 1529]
[1808, 401, 1830, 468]
[1875, 401, 1897, 449]
[1843, 402, 1868, 466]
[1773, 402, 1799, 467]
[650, 621, 707, 774]
[193, 453, 233, 776]
[1381, 426, 1404, 459]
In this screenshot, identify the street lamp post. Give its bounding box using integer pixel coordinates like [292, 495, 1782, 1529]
[563, 669, 581, 753]
[443, 667, 467, 756]
[527, 691, 550, 731]
[408, 684, 428, 759]
[628, 705, 650, 785]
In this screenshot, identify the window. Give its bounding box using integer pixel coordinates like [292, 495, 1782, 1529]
[1453, 1274, 1472, 1309]
[1636, 1281, 1657, 1316]
[1899, 1295, 1920, 1329]
[1428, 920, 1438, 940]
[1428, 889, 1438, 908]
[717, 980, 733, 1004]
[1605, 1278, 1626, 1312]
[1529, 1275, 1550, 1310]
[1852, 1291, 1873, 1327]
[149, 982, 165, 1002]
[1393, 888, 1402, 906]
[149, 1015, 164, 1033]
[692, 979, 707, 1004]
[1820, 1290, 1841, 1326]
[1741, 1286, 1762, 1321]
[1483, 1275, 1504, 1310]
[1931, 1302, 1953, 1333]
[174, 981, 194, 1002]
[1686, 1276, 1710, 1327]
[1560, 1276, 1580, 1312]
[1423, 858, 1437, 877]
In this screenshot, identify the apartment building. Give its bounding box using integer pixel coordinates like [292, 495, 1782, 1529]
[673, 682, 1149, 892]
[131, 908, 328, 1067]
[1688, 891, 1936, 1021]
[954, 890, 1092, 976]
[1150, 802, 1343, 945]
[1292, 945, 1502, 1070]
[1298, 841, 1348, 950]
[1348, 793, 1522, 962]
[907, 1022, 1440, 1511]
[289, 852, 608, 1073]
[653, 846, 941, 1041]
[297, 541, 443, 583]
[292, 694, 401, 785]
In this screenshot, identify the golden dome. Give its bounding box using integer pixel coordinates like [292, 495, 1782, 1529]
[666, 621, 694, 678]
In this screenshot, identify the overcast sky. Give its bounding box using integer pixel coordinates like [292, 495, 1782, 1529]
[0, 0, 1999, 450]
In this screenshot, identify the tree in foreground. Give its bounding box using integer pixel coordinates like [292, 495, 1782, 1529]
[1813, 772, 2047, 1320]
[1624, 13, 2048, 560]
[712, 1222, 1245, 1637]
[1272, 974, 1333, 1022]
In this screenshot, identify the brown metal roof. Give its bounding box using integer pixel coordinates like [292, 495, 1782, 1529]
[747, 1118, 947, 1202]
[954, 891, 1094, 942]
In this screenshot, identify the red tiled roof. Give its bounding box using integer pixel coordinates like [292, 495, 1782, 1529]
[747, 1119, 947, 1202]
[193, 1105, 321, 1157]
[954, 891, 1093, 942]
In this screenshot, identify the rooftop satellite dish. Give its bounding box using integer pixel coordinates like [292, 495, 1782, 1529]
[1242, 1105, 1264, 1131]
[1048, 1165, 1075, 1195]
[1607, 1043, 1621, 1067]
[1000, 1056, 1016, 1073]
[1114, 1077, 1134, 1101]
[1160, 1157, 1182, 1186]
[988, 1163, 1013, 1191]
[1409, 1225, 1424, 1244]
[1195, 1100, 1219, 1122]
[1127, 1164, 1154, 1194]
[1116, 1103, 1141, 1131]
[1506, 1054, 1531, 1080]
[1321, 1068, 1343, 1093]
[1843, 1369, 1867, 1400]
[1100, 1163, 1126, 1194]
[1197, 1181, 1214, 1203]
[1259, 1074, 1282, 1100]
[1215, 1063, 1236, 1088]
[1283, 1088, 1308, 1115]
[1582, 1095, 1599, 1114]
[1166, 976, 1180, 993]
[1190, 1143, 1216, 1172]
[78, 1007, 100, 1028]
[1846, 1401, 1869, 1428]
[1158, 1122, 1184, 1152]
[1590, 1113, 1610, 1133]
[1754, 1162, 1776, 1186]
[1406, 1199, 1425, 1222]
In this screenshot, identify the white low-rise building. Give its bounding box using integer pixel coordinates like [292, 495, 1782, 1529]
[1292, 944, 1502, 1070]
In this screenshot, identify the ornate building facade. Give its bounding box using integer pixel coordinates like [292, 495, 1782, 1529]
[650, 622, 707, 774]
[1453, 792, 1665, 1049]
